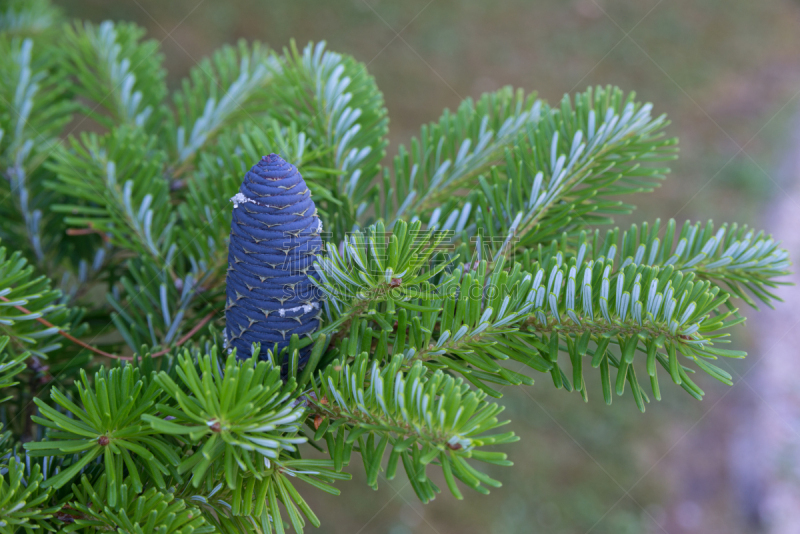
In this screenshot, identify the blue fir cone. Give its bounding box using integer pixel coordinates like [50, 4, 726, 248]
[225, 153, 323, 364]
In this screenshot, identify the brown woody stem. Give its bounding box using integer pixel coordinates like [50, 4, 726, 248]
[0, 295, 216, 361]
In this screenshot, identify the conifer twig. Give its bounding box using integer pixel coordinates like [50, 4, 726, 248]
[0, 295, 120, 359]
[0, 295, 215, 360]
[149, 311, 217, 358]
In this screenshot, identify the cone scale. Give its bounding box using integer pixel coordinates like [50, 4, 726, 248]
[225, 154, 323, 363]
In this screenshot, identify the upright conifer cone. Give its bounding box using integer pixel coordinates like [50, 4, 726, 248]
[225, 153, 323, 362]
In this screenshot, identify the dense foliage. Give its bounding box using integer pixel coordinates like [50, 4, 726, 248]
[0, 1, 790, 532]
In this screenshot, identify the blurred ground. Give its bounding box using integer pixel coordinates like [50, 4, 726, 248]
[54, 1, 800, 532]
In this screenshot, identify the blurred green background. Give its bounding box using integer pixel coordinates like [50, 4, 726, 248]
[54, 1, 800, 532]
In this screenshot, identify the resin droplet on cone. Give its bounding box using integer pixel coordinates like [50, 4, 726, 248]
[225, 153, 323, 362]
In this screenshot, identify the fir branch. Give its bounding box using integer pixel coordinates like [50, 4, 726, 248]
[0, 292, 215, 361]
[0, 243, 81, 359]
[268, 41, 389, 239]
[145, 348, 306, 489]
[425, 87, 677, 258]
[382, 86, 538, 224]
[589, 218, 791, 309]
[61, 20, 167, 131]
[396, 259, 546, 396]
[0, 36, 74, 265]
[24, 365, 177, 499]
[312, 219, 454, 356]
[145, 348, 343, 532]
[47, 127, 174, 264]
[176, 456, 347, 534]
[67, 476, 211, 533]
[0, 0, 59, 35]
[0, 295, 114, 359]
[0, 336, 27, 396]
[314, 242, 745, 406]
[0, 457, 59, 531]
[167, 40, 275, 170]
[516, 259, 742, 407]
[107, 257, 211, 353]
[309, 352, 517, 502]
